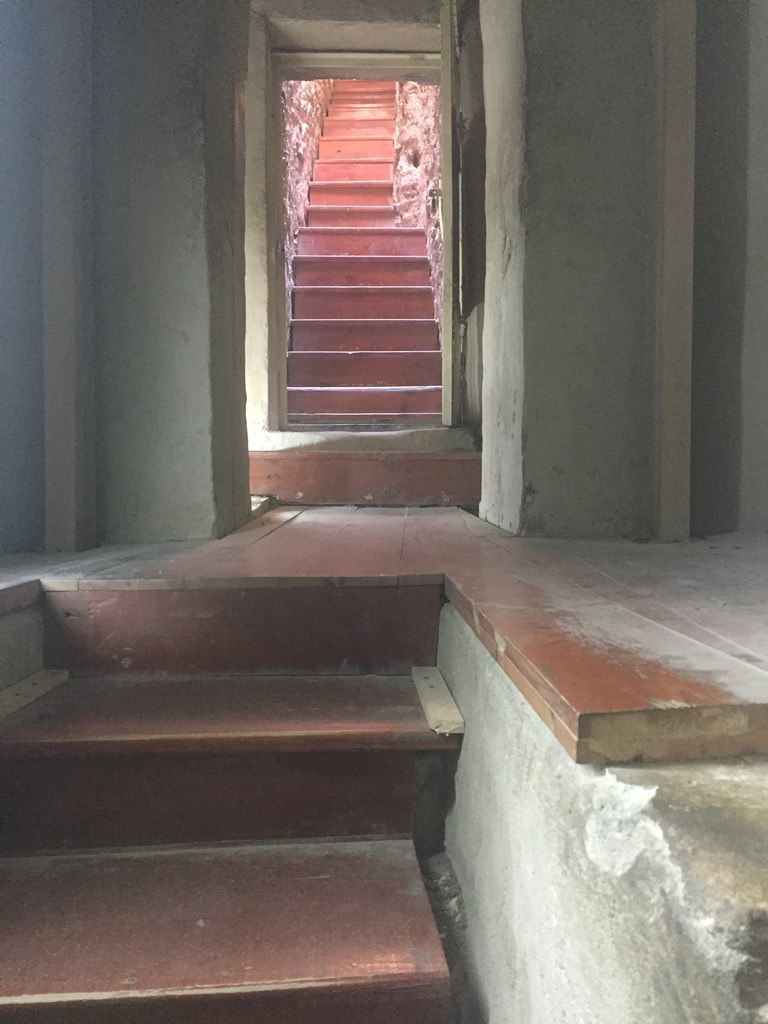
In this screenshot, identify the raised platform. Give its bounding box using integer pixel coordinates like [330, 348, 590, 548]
[20, 507, 768, 766]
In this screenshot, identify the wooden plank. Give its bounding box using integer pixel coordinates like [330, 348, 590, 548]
[292, 287, 435, 321]
[290, 319, 438, 351]
[0, 750, 419, 853]
[412, 667, 464, 735]
[248, 451, 481, 506]
[44, 585, 441, 675]
[287, 351, 441, 388]
[287, 385, 442, 416]
[0, 840, 449, 1022]
[0, 670, 69, 723]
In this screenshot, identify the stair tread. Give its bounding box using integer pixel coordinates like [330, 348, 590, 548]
[0, 839, 449, 1007]
[0, 674, 457, 755]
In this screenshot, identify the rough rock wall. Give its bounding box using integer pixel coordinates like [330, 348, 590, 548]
[394, 82, 443, 326]
[282, 79, 332, 329]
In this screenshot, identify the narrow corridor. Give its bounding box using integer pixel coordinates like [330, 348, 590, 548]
[287, 80, 442, 425]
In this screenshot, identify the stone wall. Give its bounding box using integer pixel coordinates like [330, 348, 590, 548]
[282, 79, 333, 331]
[394, 82, 443, 324]
[439, 601, 768, 1024]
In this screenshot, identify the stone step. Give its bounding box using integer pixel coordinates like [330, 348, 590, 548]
[306, 205, 396, 227]
[293, 286, 434, 319]
[294, 255, 431, 287]
[287, 386, 442, 417]
[297, 227, 426, 256]
[290, 318, 439, 351]
[0, 673, 455, 852]
[287, 350, 441, 388]
[0, 839, 450, 1023]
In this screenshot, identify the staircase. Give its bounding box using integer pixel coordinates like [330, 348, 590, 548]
[0, 580, 457, 1022]
[288, 79, 443, 425]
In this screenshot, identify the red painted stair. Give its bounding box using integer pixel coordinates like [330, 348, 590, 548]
[0, 579, 456, 1021]
[289, 78, 442, 424]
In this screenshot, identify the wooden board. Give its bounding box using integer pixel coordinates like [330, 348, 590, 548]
[412, 667, 465, 735]
[0, 669, 68, 723]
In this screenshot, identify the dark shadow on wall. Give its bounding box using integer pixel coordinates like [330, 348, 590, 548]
[690, 0, 747, 536]
[0, 4, 45, 552]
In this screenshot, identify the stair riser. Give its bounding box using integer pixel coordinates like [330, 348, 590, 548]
[306, 207, 396, 227]
[0, 750, 418, 853]
[324, 114, 395, 127]
[294, 288, 434, 319]
[333, 89, 396, 95]
[249, 451, 481, 507]
[5, 983, 450, 1024]
[297, 229, 426, 256]
[288, 351, 441, 388]
[319, 139, 393, 160]
[325, 105, 397, 118]
[291, 321, 439, 351]
[294, 259, 431, 287]
[309, 184, 393, 206]
[322, 125, 396, 139]
[44, 586, 440, 675]
[288, 388, 442, 416]
[314, 161, 392, 182]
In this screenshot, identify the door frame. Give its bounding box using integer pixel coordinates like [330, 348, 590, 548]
[267, 48, 458, 429]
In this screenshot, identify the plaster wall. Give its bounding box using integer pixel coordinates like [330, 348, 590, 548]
[253, 0, 440, 53]
[204, 0, 252, 537]
[456, 0, 485, 435]
[42, 0, 98, 553]
[439, 602, 768, 1024]
[0, 608, 44, 692]
[93, 0, 250, 543]
[477, 0, 525, 533]
[740, 1, 768, 529]
[519, 0, 654, 539]
[0, 3, 45, 553]
[692, 0, 768, 534]
[691, 0, 747, 536]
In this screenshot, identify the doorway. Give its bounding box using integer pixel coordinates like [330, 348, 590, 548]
[282, 77, 443, 429]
